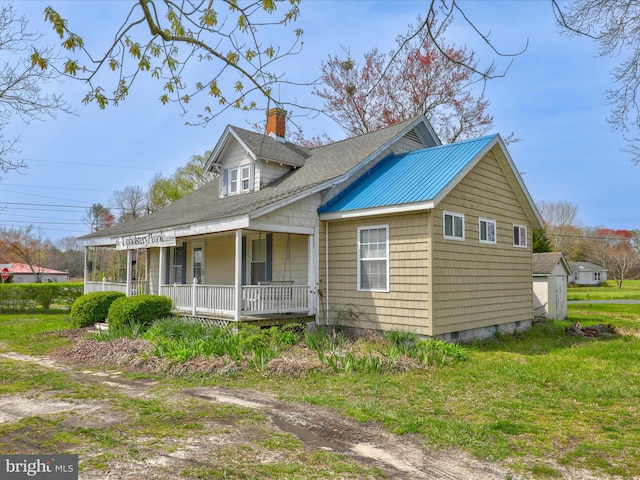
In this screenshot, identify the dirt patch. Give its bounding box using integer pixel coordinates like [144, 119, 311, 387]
[0, 335, 610, 479]
[0, 394, 90, 424]
[184, 386, 513, 479]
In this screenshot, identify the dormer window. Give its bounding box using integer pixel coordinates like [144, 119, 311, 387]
[241, 165, 251, 191]
[222, 164, 254, 196]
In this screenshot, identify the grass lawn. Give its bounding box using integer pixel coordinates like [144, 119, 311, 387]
[0, 308, 639, 478]
[567, 279, 640, 300]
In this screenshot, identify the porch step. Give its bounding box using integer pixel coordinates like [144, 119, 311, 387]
[94, 322, 109, 331]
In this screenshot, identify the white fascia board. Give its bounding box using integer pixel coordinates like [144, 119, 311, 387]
[249, 221, 315, 235]
[175, 215, 250, 237]
[79, 236, 117, 248]
[319, 201, 434, 221]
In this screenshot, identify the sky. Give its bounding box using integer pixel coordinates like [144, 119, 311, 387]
[0, 0, 637, 245]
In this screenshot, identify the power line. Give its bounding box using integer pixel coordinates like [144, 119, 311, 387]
[24, 157, 172, 173]
[2, 190, 96, 205]
[1, 183, 112, 193]
[0, 201, 92, 209]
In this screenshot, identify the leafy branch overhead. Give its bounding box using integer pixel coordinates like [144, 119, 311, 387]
[41, 0, 304, 123]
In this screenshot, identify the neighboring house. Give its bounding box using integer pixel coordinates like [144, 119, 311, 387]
[569, 262, 608, 286]
[533, 252, 571, 320]
[78, 110, 542, 341]
[0, 259, 69, 283]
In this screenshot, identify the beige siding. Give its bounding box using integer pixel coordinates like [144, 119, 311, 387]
[256, 193, 321, 229]
[320, 212, 432, 335]
[260, 162, 293, 188]
[175, 233, 308, 286]
[431, 149, 533, 336]
[271, 233, 308, 284]
[204, 236, 236, 285]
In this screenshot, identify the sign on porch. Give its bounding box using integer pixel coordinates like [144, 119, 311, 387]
[115, 231, 176, 250]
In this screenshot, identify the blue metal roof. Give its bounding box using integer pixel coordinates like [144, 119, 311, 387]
[319, 134, 498, 214]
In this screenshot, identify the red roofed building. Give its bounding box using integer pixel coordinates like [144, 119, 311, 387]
[0, 259, 69, 283]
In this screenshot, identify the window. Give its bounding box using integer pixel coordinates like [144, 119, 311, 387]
[358, 226, 389, 291]
[513, 224, 527, 247]
[443, 211, 464, 240]
[173, 244, 185, 284]
[241, 165, 251, 191]
[229, 169, 238, 194]
[594, 272, 601, 281]
[224, 165, 253, 196]
[479, 218, 497, 244]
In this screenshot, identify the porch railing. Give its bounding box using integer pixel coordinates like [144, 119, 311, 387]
[86, 280, 310, 317]
[85, 279, 148, 295]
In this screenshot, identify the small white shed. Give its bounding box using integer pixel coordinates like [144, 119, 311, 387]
[533, 252, 571, 320]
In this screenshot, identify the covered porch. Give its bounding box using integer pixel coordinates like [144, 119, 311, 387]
[83, 226, 318, 322]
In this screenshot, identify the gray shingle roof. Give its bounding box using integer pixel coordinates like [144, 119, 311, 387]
[231, 127, 310, 167]
[80, 117, 424, 241]
[568, 262, 607, 273]
[533, 252, 566, 275]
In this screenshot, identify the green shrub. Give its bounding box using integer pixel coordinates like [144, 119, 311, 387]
[0, 282, 84, 312]
[70, 291, 125, 328]
[107, 295, 173, 330]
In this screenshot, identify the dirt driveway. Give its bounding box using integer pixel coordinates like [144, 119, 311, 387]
[0, 347, 532, 480]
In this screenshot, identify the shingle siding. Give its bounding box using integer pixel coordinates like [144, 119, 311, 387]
[320, 212, 431, 335]
[431, 149, 533, 336]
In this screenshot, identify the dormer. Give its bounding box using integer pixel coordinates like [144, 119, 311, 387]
[206, 109, 310, 199]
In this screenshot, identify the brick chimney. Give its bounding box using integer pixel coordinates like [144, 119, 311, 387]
[266, 108, 287, 139]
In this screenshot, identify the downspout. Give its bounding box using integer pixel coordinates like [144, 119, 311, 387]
[325, 221, 329, 326]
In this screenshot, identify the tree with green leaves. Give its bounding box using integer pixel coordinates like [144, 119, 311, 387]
[147, 151, 215, 212]
[42, 0, 303, 124]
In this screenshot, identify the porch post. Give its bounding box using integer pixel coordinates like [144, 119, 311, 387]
[126, 249, 132, 296]
[83, 246, 89, 294]
[158, 247, 165, 297]
[235, 229, 242, 321]
[308, 227, 318, 318]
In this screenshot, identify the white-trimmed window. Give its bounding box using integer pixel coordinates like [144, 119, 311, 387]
[513, 224, 528, 247]
[229, 168, 239, 194]
[358, 225, 389, 292]
[240, 165, 251, 191]
[443, 211, 465, 240]
[225, 164, 253, 196]
[479, 218, 497, 244]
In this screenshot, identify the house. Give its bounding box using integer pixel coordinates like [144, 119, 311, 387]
[78, 110, 543, 341]
[0, 259, 69, 283]
[569, 262, 608, 286]
[532, 252, 571, 320]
